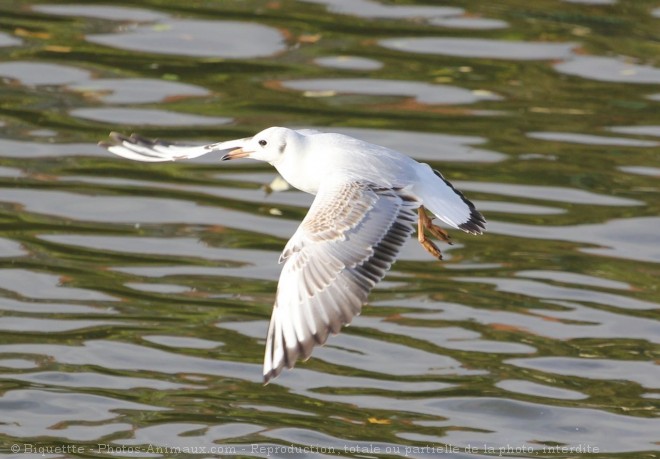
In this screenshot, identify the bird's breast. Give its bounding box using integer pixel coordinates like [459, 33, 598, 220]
[274, 160, 322, 195]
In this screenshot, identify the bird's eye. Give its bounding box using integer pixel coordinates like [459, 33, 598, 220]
[258, 139, 267, 147]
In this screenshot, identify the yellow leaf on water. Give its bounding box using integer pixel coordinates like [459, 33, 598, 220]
[44, 45, 72, 53]
[303, 90, 336, 98]
[368, 417, 391, 425]
[299, 34, 321, 44]
[15, 27, 51, 39]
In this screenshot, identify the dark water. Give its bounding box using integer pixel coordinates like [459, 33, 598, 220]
[0, 1, 658, 458]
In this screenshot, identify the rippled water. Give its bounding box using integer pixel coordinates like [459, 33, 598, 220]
[0, 1, 658, 458]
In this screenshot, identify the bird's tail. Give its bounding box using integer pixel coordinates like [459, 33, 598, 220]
[414, 165, 486, 234]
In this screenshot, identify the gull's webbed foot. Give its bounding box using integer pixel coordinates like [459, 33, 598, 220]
[417, 205, 452, 260]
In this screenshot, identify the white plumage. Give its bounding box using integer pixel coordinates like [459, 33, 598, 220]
[101, 126, 486, 382]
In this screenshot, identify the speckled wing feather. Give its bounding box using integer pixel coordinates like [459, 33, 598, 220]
[263, 179, 418, 383]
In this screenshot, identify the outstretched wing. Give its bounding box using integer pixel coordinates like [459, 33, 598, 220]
[99, 132, 247, 162]
[263, 179, 418, 383]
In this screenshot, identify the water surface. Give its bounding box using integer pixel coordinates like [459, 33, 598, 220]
[0, 1, 658, 458]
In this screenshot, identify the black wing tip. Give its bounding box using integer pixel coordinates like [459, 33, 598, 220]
[459, 208, 487, 235]
[263, 352, 285, 385]
[263, 358, 293, 385]
[263, 370, 277, 385]
[262, 317, 297, 385]
[262, 328, 336, 385]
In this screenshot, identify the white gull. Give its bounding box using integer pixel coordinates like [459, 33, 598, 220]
[101, 126, 486, 383]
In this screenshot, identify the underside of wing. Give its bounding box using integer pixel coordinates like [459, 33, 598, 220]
[263, 179, 418, 383]
[99, 132, 246, 162]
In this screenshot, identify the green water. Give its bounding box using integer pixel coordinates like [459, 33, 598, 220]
[0, 1, 658, 458]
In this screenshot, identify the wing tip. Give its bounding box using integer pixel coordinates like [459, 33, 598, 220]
[263, 369, 277, 385]
[458, 208, 487, 235]
[263, 352, 294, 385]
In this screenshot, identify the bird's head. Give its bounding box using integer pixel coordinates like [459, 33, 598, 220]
[221, 126, 295, 164]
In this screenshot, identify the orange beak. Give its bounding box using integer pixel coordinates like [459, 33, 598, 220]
[221, 148, 251, 161]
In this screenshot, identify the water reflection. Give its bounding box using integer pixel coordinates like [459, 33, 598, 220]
[454, 276, 658, 310]
[495, 379, 587, 400]
[406, 398, 659, 453]
[33, 4, 170, 21]
[299, 0, 463, 20]
[34, 4, 286, 59]
[0, 61, 91, 86]
[279, 78, 500, 105]
[5, 371, 195, 390]
[516, 270, 631, 290]
[609, 125, 660, 137]
[0, 340, 261, 381]
[0, 138, 105, 158]
[0, 32, 21, 47]
[527, 131, 658, 147]
[0, 316, 118, 333]
[0, 269, 116, 301]
[314, 56, 383, 71]
[555, 56, 660, 84]
[88, 19, 286, 59]
[380, 38, 576, 60]
[400, 298, 660, 342]
[507, 357, 660, 389]
[456, 181, 641, 206]
[618, 165, 660, 177]
[429, 17, 508, 30]
[356, 316, 536, 354]
[117, 423, 265, 454]
[0, 389, 153, 440]
[0, 298, 112, 314]
[487, 217, 660, 263]
[69, 78, 209, 104]
[70, 107, 232, 126]
[0, 237, 26, 257]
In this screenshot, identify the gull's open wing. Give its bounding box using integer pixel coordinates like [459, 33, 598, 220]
[99, 132, 248, 162]
[263, 178, 418, 383]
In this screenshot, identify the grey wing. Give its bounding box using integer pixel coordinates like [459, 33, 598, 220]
[263, 179, 419, 383]
[99, 132, 247, 162]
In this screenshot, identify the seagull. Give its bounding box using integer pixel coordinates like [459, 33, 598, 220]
[100, 127, 486, 383]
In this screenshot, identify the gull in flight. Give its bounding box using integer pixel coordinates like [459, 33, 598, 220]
[100, 127, 486, 383]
